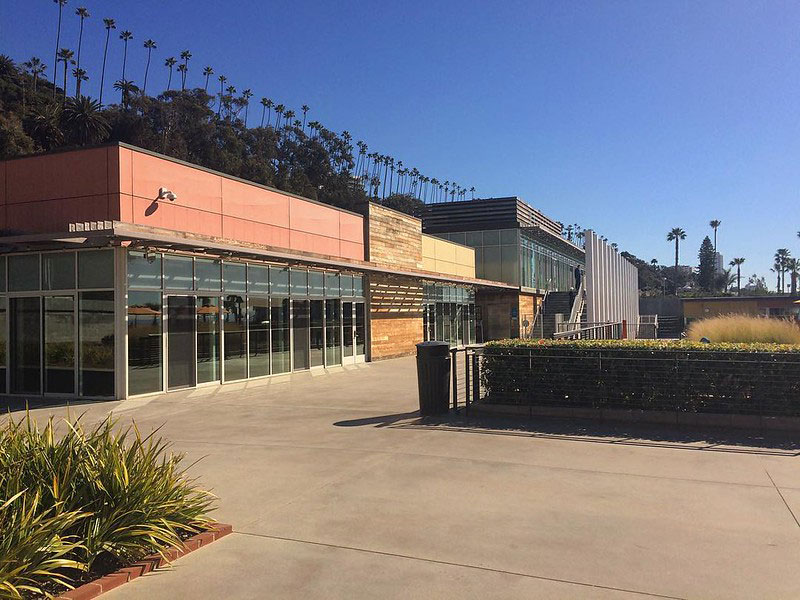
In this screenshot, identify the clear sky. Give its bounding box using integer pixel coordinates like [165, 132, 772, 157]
[2, 0, 798, 283]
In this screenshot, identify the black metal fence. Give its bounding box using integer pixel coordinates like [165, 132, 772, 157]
[470, 346, 800, 417]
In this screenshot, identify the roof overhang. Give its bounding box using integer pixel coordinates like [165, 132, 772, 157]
[0, 222, 517, 291]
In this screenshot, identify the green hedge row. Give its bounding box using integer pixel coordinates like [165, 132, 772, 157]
[480, 339, 800, 416]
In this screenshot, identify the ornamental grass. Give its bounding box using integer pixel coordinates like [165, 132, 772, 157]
[687, 314, 800, 345]
[0, 414, 216, 599]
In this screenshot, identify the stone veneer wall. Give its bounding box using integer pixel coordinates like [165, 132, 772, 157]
[368, 273, 423, 360]
[366, 203, 423, 269]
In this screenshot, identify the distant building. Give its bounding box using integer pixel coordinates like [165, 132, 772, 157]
[714, 252, 724, 273]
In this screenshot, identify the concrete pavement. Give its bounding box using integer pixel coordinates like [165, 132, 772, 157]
[15, 358, 800, 599]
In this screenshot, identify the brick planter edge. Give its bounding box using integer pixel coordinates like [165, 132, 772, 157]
[55, 523, 233, 600]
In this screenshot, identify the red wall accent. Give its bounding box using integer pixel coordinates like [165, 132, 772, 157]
[1, 145, 365, 261]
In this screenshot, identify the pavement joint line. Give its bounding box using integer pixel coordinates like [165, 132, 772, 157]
[169, 437, 800, 491]
[765, 469, 800, 529]
[232, 530, 687, 600]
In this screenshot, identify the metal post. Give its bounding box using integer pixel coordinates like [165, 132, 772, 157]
[471, 352, 480, 415]
[451, 348, 458, 410]
[465, 349, 471, 409]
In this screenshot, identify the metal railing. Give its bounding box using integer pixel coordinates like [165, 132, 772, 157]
[567, 278, 585, 325]
[637, 315, 659, 339]
[449, 345, 484, 413]
[552, 321, 623, 340]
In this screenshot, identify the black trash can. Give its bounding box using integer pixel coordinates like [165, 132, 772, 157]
[416, 341, 451, 416]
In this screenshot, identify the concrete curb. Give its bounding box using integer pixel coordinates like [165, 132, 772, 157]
[55, 523, 233, 600]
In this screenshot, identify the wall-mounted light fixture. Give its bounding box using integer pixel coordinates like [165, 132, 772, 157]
[157, 187, 178, 201]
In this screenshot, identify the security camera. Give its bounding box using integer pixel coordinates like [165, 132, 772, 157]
[158, 187, 178, 201]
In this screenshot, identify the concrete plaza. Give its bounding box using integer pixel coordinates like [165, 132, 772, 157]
[17, 357, 800, 599]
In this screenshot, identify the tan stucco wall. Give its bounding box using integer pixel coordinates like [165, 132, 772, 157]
[421, 234, 476, 278]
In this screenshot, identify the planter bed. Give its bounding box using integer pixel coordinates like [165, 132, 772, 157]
[56, 523, 232, 600]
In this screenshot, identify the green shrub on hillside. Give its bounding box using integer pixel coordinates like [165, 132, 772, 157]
[0, 414, 216, 598]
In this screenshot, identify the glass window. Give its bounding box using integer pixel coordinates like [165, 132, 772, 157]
[128, 291, 162, 396]
[44, 295, 75, 394]
[223, 263, 247, 293]
[343, 301, 354, 357]
[247, 264, 269, 295]
[42, 252, 75, 290]
[78, 250, 114, 289]
[0, 256, 5, 292]
[271, 298, 290, 374]
[340, 274, 353, 297]
[248, 297, 270, 378]
[79, 291, 114, 397]
[10, 296, 40, 393]
[292, 299, 310, 370]
[127, 250, 162, 289]
[483, 230, 500, 245]
[355, 302, 366, 356]
[8, 254, 40, 291]
[270, 266, 289, 295]
[465, 231, 482, 247]
[197, 296, 220, 383]
[164, 256, 194, 290]
[308, 271, 324, 296]
[449, 232, 466, 246]
[195, 258, 221, 291]
[0, 297, 5, 388]
[223, 294, 247, 381]
[291, 269, 308, 296]
[353, 275, 364, 298]
[500, 229, 519, 244]
[325, 273, 340, 297]
[325, 299, 342, 366]
[310, 299, 324, 367]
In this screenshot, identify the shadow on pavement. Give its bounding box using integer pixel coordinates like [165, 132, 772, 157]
[1, 397, 102, 415]
[334, 411, 421, 428]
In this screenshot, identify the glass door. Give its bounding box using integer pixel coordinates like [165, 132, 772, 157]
[167, 296, 196, 390]
[342, 301, 354, 361]
[310, 299, 324, 368]
[44, 295, 75, 395]
[355, 301, 366, 361]
[9, 297, 41, 394]
[197, 296, 220, 384]
[292, 299, 310, 370]
[325, 299, 341, 366]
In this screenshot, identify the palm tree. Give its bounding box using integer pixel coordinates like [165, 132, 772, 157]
[119, 30, 133, 82]
[74, 7, 90, 76]
[216, 75, 226, 116]
[284, 109, 295, 128]
[729, 258, 745, 296]
[786, 258, 799, 296]
[177, 64, 188, 91]
[23, 57, 46, 93]
[72, 67, 87, 97]
[164, 57, 177, 90]
[709, 220, 721, 252]
[666, 227, 686, 295]
[259, 98, 272, 127]
[202, 66, 214, 91]
[241, 89, 253, 124]
[301, 104, 310, 129]
[142, 39, 156, 94]
[775, 249, 791, 293]
[52, 0, 68, 98]
[56, 47, 74, 100]
[179, 50, 191, 89]
[113, 79, 138, 110]
[274, 104, 284, 128]
[62, 95, 110, 144]
[99, 18, 116, 106]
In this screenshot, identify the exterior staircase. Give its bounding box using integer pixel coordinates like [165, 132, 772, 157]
[539, 291, 575, 338]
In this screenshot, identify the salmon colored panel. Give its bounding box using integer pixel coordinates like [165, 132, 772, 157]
[131, 152, 222, 214]
[339, 212, 364, 243]
[221, 178, 290, 228]
[289, 197, 340, 238]
[7, 148, 109, 204]
[290, 230, 340, 257]
[131, 196, 223, 237]
[221, 217, 291, 249]
[117, 147, 133, 196]
[105, 147, 120, 196]
[7, 196, 111, 232]
[340, 240, 365, 261]
[118, 193, 134, 223]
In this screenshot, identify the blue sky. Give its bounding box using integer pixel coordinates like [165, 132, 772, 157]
[2, 0, 798, 283]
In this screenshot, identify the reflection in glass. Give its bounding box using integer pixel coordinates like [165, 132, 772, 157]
[128, 291, 162, 395]
[248, 297, 270, 377]
[127, 250, 162, 289]
[248, 265, 269, 295]
[197, 296, 220, 383]
[44, 295, 75, 394]
[9, 255, 40, 292]
[223, 295, 247, 381]
[355, 302, 366, 356]
[291, 269, 308, 296]
[270, 267, 289, 295]
[342, 301, 353, 358]
[310, 299, 324, 367]
[78, 250, 114, 289]
[195, 259, 221, 291]
[0, 298, 5, 389]
[164, 256, 194, 290]
[325, 299, 341, 366]
[292, 299, 310, 370]
[10, 297, 40, 394]
[79, 291, 114, 397]
[42, 253, 76, 290]
[223, 263, 247, 293]
[271, 298, 290, 374]
[167, 296, 195, 389]
[309, 271, 324, 296]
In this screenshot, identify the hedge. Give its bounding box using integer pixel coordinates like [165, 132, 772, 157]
[480, 339, 800, 416]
